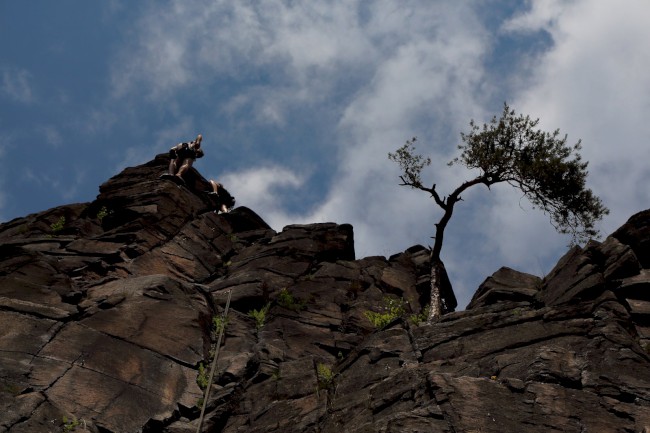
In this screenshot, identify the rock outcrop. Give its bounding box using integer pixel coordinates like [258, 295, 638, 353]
[1, 154, 649, 432]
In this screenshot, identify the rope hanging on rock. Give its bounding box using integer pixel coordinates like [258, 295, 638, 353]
[196, 289, 232, 433]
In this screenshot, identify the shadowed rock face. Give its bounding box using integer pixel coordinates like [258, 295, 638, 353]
[0, 155, 649, 432]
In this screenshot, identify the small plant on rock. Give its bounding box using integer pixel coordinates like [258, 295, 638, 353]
[409, 304, 430, 326]
[196, 362, 209, 390]
[248, 303, 271, 330]
[277, 288, 306, 311]
[316, 363, 334, 390]
[61, 416, 80, 432]
[50, 216, 66, 235]
[96, 206, 109, 222]
[212, 315, 229, 336]
[364, 297, 406, 329]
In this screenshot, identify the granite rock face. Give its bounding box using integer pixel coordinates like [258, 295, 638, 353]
[0, 155, 649, 432]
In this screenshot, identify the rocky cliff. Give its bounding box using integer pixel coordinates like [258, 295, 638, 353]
[1, 155, 649, 433]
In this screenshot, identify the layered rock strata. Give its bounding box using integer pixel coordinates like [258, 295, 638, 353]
[0, 155, 649, 432]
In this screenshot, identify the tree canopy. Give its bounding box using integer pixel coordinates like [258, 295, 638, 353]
[389, 103, 609, 319]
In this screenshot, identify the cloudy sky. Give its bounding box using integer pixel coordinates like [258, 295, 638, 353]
[2, 1, 649, 309]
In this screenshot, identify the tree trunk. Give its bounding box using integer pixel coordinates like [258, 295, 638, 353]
[426, 257, 456, 322]
[424, 177, 481, 322]
[427, 260, 443, 321]
[427, 258, 444, 323]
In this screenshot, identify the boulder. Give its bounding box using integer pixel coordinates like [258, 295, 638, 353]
[1, 157, 650, 432]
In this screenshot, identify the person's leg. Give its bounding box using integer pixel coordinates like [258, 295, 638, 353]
[169, 158, 178, 175]
[209, 180, 221, 193]
[208, 180, 229, 213]
[176, 158, 194, 177]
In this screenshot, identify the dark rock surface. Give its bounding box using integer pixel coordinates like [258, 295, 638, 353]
[1, 155, 649, 432]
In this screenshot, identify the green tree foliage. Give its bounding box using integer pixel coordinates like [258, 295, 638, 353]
[454, 105, 608, 243]
[389, 103, 608, 320]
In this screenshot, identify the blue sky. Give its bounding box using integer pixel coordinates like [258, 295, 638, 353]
[2, 1, 649, 309]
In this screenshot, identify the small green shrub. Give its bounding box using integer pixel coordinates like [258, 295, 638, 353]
[248, 303, 271, 330]
[409, 304, 430, 326]
[96, 206, 109, 221]
[62, 416, 79, 432]
[316, 363, 334, 390]
[50, 216, 66, 234]
[364, 297, 406, 329]
[277, 288, 293, 306]
[212, 315, 229, 335]
[196, 362, 209, 390]
[277, 288, 306, 311]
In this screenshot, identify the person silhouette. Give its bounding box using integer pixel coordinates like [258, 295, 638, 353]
[168, 134, 204, 181]
[208, 180, 235, 213]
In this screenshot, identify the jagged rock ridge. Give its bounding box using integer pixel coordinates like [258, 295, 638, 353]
[0, 155, 649, 432]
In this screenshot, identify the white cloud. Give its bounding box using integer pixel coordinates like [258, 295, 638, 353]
[78, 109, 119, 137]
[193, 2, 498, 310]
[110, 1, 487, 126]
[41, 126, 63, 148]
[217, 165, 306, 230]
[111, 0, 494, 308]
[112, 117, 197, 173]
[105, 0, 650, 311]
[61, 166, 88, 201]
[506, 0, 650, 236]
[502, 0, 573, 34]
[22, 165, 87, 203]
[439, 0, 650, 306]
[1, 68, 34, 104]
[102, 0, 126, 20]
[305, 3, 490, 258]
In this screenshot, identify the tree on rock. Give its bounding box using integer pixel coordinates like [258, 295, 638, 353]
[389, 103, 609, 321]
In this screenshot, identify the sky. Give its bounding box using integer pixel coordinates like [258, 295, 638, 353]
[1, 0, 649, 309]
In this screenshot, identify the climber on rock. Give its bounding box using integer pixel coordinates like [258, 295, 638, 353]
[208, 179, 236, 213]
[168, 134, 204, 181]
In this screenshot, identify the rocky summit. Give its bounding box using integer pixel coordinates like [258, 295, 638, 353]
[1, 154, 649, 433]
